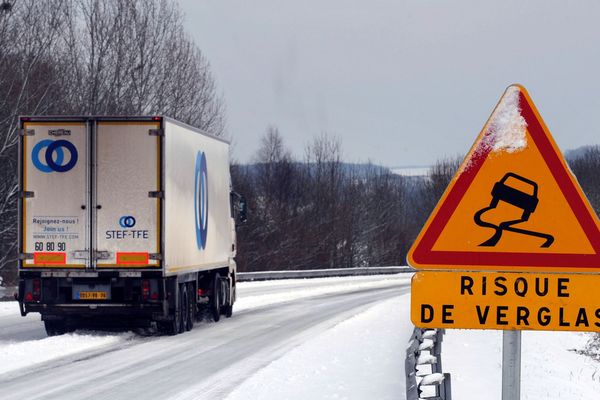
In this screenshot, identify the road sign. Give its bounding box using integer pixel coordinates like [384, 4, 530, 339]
[411, 271, 600, 331]
[408, 84, 600, 272]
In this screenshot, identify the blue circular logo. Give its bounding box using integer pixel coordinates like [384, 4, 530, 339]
[194, 151, 208, 250]
[119, 216, 136, 228]
[32, 139, 78, 173]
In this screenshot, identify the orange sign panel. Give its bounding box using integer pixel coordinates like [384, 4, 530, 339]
[408, 85, 600, 272]
[116, 252, 149, 265]
[33, 252, 66, 265]
[412, 271, 600, 332]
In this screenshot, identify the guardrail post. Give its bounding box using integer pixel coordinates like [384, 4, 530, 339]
[406, 327, 452, 400]
[441, 372, 452, 400]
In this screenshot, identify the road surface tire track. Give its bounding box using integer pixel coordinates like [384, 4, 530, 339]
[0, 280, 409, 400]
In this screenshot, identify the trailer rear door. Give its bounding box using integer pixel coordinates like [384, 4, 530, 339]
[94, 121, 161, 268]
[20, 121, 89, 268]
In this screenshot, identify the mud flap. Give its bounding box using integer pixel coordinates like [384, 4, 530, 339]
[16, 281, 27, 316]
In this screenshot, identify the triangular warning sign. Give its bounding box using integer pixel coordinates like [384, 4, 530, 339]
[408, 84, 600, 272]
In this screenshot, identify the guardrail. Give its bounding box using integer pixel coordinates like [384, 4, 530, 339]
[0, 286, 14, 301]
[406, 327, 452, 400]
[236, 266, 413, 281]
[0, 266, 413, 300]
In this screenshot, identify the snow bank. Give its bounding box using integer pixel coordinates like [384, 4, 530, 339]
[444, 329, 600, 400]
[0, 301, 17, 316]
[0, 331, 135, 377]
[226, 294, 412, 400]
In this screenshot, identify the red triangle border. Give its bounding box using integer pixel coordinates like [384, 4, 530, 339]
[411, 91, 600, 269]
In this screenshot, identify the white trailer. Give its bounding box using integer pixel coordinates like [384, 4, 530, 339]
[16, 116, 246, 335]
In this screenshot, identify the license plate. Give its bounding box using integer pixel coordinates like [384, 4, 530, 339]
[78, 291, 108, 300]
[73, 284, 111, 300]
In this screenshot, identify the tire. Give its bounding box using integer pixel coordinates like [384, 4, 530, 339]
[159, 285, 182, 335]
[180, 284, 189, 333]
[211, 273, 221, 322]
[222, 280, 234, 318]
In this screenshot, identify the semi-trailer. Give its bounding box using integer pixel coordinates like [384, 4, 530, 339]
[15, 116, 246, 335]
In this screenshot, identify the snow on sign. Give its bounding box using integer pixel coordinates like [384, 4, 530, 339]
[411, 271, 600, 331]
[408, 84, 600, 272]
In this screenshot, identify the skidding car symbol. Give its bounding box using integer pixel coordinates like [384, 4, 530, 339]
[473, 172, 554, 248]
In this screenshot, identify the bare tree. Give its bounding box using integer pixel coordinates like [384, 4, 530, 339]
[234, 126, 305, 271]
[568, 146, 600, 215]
[70, 0, 226, 135]
[0, 0, 71, 282]
[0, 0, 227, 282]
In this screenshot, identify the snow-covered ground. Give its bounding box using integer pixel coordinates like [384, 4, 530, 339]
[443, 328, 600, 399]
[2, 274, 598, 399]
[226, 295, 411, 400]
[0, 275, 411, 399]
[0, 327, 135, 376]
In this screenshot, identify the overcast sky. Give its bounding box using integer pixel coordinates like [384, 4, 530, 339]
[181, 0, 600, 167]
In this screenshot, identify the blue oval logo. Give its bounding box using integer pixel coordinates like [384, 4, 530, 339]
[32, 139, 78, 173]
[119, 216, 136, 228]
[194, 151, 208, 250]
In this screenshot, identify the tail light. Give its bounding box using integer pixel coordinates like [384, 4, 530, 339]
[32, 279, 41, 302]
[142, 279, 150, 300]
[198, 288, 204, 297]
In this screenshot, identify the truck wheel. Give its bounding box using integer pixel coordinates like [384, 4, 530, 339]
[44, 319, 68, 336]
[180, 284, 189, 333]
[159, 285, 182, 335]
[186, 282, 195, 331]
[211, 273, 221, 322]
[222, 281, 234, 318]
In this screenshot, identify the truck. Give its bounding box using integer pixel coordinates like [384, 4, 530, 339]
[15, 116, 246, 335]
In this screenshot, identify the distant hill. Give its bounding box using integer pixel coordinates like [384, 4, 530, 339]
[390, 166, 430, 177]
[565, 145, 600, 160]
[233, 162, 393, 179]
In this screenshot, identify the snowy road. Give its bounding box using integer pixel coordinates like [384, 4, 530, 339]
[0, 275, 411, 400]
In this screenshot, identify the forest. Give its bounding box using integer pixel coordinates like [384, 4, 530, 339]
[0, 0, 224, 283]
[231, 128, 600, 272]
[0, 1, 598, 283]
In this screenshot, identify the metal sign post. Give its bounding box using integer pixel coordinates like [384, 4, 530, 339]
[502, 331, 521, 400]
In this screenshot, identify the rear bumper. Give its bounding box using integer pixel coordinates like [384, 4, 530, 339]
[17, 274, 169, 320]
[24, 302, 165, 319]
